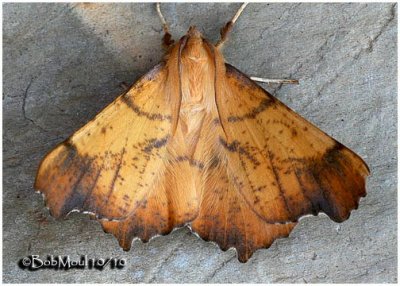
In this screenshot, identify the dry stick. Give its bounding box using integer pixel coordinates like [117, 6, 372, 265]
[250, 77, 299, 85]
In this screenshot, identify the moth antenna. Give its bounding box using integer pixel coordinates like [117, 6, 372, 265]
[156, 3, 175, 49]
[216, 3, 248, 49]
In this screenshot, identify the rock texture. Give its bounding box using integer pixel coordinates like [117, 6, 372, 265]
[3, 3, 397, 283]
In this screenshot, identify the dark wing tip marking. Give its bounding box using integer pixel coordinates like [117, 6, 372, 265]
[306, 142, 369, 222]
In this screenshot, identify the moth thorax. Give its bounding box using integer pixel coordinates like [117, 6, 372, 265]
[180, 37, 215, 111]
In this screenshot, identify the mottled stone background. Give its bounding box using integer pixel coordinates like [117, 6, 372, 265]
[3, 3, 397, 283]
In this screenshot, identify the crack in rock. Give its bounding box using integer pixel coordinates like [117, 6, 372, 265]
[145, 241, 183, 283]
[204, 254, 236, 282]
[21, 78, 49, 133]
[22, 78, 33, 122]
[362, 3, 396, 55]
[315, 4, 396, 98]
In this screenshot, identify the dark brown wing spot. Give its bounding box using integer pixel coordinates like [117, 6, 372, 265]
[106, 146, 126, 200]
[219, 137, 260, 167]
[175, 156, 204, 170]
[143, 135, 170, 154]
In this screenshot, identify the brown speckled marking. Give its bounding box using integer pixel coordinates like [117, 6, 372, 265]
[209, 156, 220, 169]
[82, 164, 104, 209]
[212, 118, 220, 125]
[292, 166, 317, 215]
[121, 96, 172, 122]
[176, 156, 205, 169]
[106, 145, 126, 200]
[266, 149, 292, 217]
[60, 152, 94, 215]
[227, 98, 275, 122]
[219, 137, 260, 167]
[143, 135, 170, 153]
[309, 142, 365, 221]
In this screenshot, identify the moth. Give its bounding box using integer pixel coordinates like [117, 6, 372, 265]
[35, 3, 369, 262]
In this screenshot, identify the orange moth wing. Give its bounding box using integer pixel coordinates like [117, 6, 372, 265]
[34, 43, 185, 221]
[187, 50, 369, 262]
[212, 59, 370, 225]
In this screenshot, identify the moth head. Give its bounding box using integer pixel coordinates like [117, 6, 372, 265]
[186, 26, 202, 39]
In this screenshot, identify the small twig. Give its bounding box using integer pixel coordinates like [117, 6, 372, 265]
[250, 77, 299, 85]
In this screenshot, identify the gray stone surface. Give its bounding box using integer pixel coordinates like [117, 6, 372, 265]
[3, 3, 397, 283]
